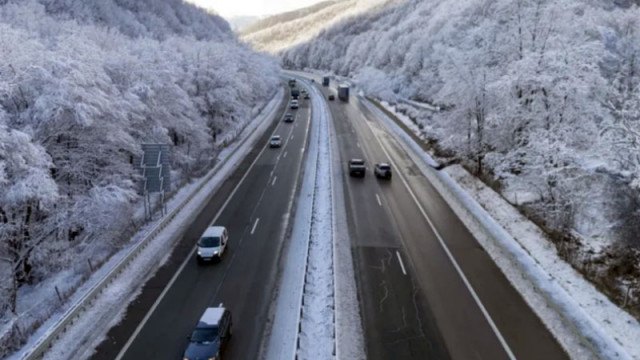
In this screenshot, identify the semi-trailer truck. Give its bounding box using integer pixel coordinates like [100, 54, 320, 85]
[338, 84, 349, 101]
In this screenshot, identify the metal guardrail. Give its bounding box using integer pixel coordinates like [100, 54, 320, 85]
[22, 89, 284, 360]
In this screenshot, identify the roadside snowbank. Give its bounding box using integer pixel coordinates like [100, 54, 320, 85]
[362, 97, 639, 360]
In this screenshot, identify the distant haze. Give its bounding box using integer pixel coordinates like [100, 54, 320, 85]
[227, 15, 261, 32]
[185, 0, 327, 18]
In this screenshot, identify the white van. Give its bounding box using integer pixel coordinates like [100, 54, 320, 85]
[197, 226, 228, 264]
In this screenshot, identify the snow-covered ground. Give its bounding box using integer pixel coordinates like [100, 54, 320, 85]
[11, 87, 284, 360]
[297, 82, 335, 360]
[363, 97, 640, 360]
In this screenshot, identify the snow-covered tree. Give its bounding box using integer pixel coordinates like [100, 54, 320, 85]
[0, 116, 58, 314]
[0, 0, 279, 351]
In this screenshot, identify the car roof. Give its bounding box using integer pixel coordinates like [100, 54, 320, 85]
[350, 159, 364, 163]
[272, 135, 281, 139]
[377, 163, 390, 167]
[198, 307, 225, 327]
[202, 226, 225, 237]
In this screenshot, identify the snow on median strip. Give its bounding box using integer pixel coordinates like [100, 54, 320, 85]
[264, 77, 338, 360]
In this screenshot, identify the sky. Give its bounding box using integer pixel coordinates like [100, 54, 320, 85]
[185, 0, 325, 18]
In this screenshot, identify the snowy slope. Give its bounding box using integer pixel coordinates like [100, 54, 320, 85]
[283, 0, 640, 322]
[36, 0, 232, 40]
[241, 0, 396, 54]
[0, 0, 278, 355]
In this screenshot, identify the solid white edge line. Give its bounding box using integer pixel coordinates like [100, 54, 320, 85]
[251, 218, 260, 235]
[115, 94, 289, 360]
[283, 151, 288, 158]
[272, 176, 277, 186]
[395, 251, 407, 276]
[361, 109, 518, 360]
[376, 194, 382, 207]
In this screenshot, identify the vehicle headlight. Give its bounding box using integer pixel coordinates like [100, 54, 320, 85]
[213, 251, 219, 255]
[197, 250, 202, 256]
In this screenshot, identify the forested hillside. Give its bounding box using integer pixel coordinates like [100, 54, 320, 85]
[242, 1, 338, 35]
[283, 0, 640, 309]
[37, 0, 232, 40]
[0, 0, 278, 352]
[241, 0, 395, 53]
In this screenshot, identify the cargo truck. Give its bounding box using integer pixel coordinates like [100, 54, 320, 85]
[291, 88, 300, 99]
[322, 76, 330, 86]
[338, 84, 349, 101]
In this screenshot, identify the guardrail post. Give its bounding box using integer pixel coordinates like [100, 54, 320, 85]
[55, 286, 63, 303]
[623, 284, 632, 308]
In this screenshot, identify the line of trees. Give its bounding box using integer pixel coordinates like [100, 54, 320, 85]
[283, 0, 640, 248]
[0, 0, 278, 351]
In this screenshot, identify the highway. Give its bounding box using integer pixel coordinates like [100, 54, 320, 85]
[90, 87, 311, 360]
[304, 73, 569, 360]
[89, 72, 569, 360]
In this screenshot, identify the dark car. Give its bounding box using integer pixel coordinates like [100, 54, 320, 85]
[304, 93, 310, 99]
[284, 113, 294, 123]
[183, 306, 232, 360]
[328, 94, 335, 101]
[348, 159, 366, 177]
[374, 163, 392, 179]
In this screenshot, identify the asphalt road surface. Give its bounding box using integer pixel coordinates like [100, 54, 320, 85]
[306, 73, 569, 360]
[90, 86, 312, 360]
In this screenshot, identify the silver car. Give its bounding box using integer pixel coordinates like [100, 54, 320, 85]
[269, 135, 282, 148]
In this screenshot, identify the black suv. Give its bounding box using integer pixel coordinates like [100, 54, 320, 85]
[348, 159, 366, 177]
[183, 306, 232, 360]
[284, 113, 294, 122]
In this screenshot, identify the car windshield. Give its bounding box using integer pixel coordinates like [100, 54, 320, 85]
[272, 136, 280, 141]
[190, 327, 219, 343]
[351, 160, 364, 165]
[379, 164, 390, 170]
[198, 236, 220, 247]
